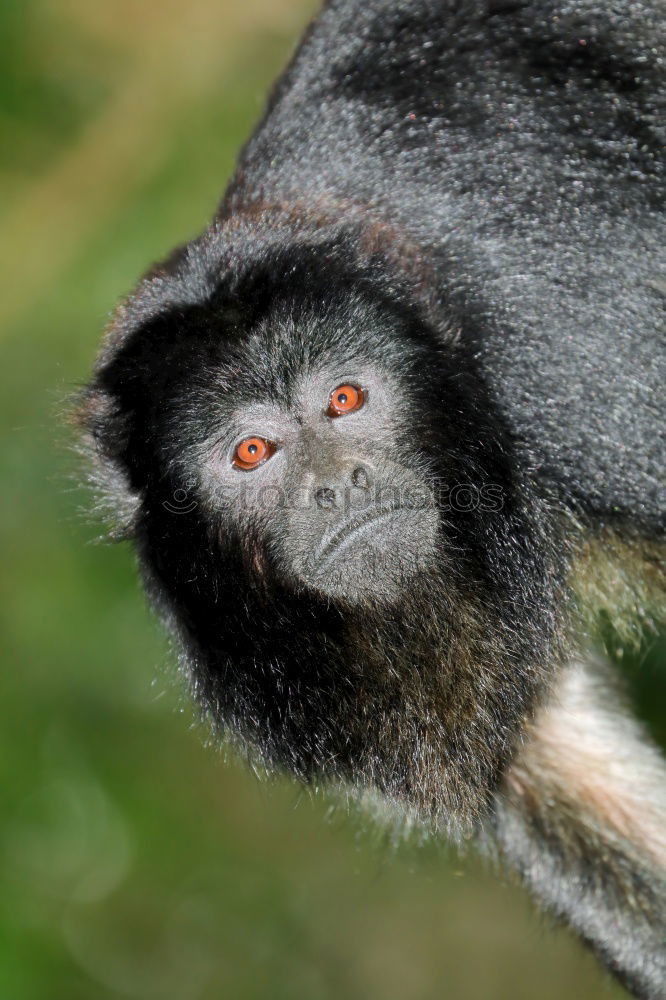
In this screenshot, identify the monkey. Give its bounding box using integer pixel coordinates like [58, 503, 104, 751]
[78, 0, 666, 995]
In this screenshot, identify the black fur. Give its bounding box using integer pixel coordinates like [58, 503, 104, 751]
[80, 1, 665, 995]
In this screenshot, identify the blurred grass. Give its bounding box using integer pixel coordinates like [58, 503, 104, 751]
[0, 2, 662, 998]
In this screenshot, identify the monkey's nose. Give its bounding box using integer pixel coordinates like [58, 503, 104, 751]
[351, 465, 371, 490]
[315, 486, 337, 509]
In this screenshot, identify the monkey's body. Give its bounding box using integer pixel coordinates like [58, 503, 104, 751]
[81, 0, 666, 996]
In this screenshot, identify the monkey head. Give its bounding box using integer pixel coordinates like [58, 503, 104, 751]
[81, 229, 566, 837]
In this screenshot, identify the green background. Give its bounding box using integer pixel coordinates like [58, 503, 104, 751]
[1, 2, 663, 997]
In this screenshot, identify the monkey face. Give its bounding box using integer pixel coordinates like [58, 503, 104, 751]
[205, 401, 440, 605]
[106, 283, 445, 610]
[191, 345, 441, 606]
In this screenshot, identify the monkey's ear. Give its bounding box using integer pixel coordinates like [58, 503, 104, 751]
[75, 230, 249, 542]
[75, 382, 141, 540]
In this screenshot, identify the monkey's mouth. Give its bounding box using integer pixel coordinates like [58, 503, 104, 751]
[315, 502, 426, 569]
[307, 502, 442, 609]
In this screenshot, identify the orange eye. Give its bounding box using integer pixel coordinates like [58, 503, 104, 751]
[327, 383, 365, 417]
[232, 436, 275, 471]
